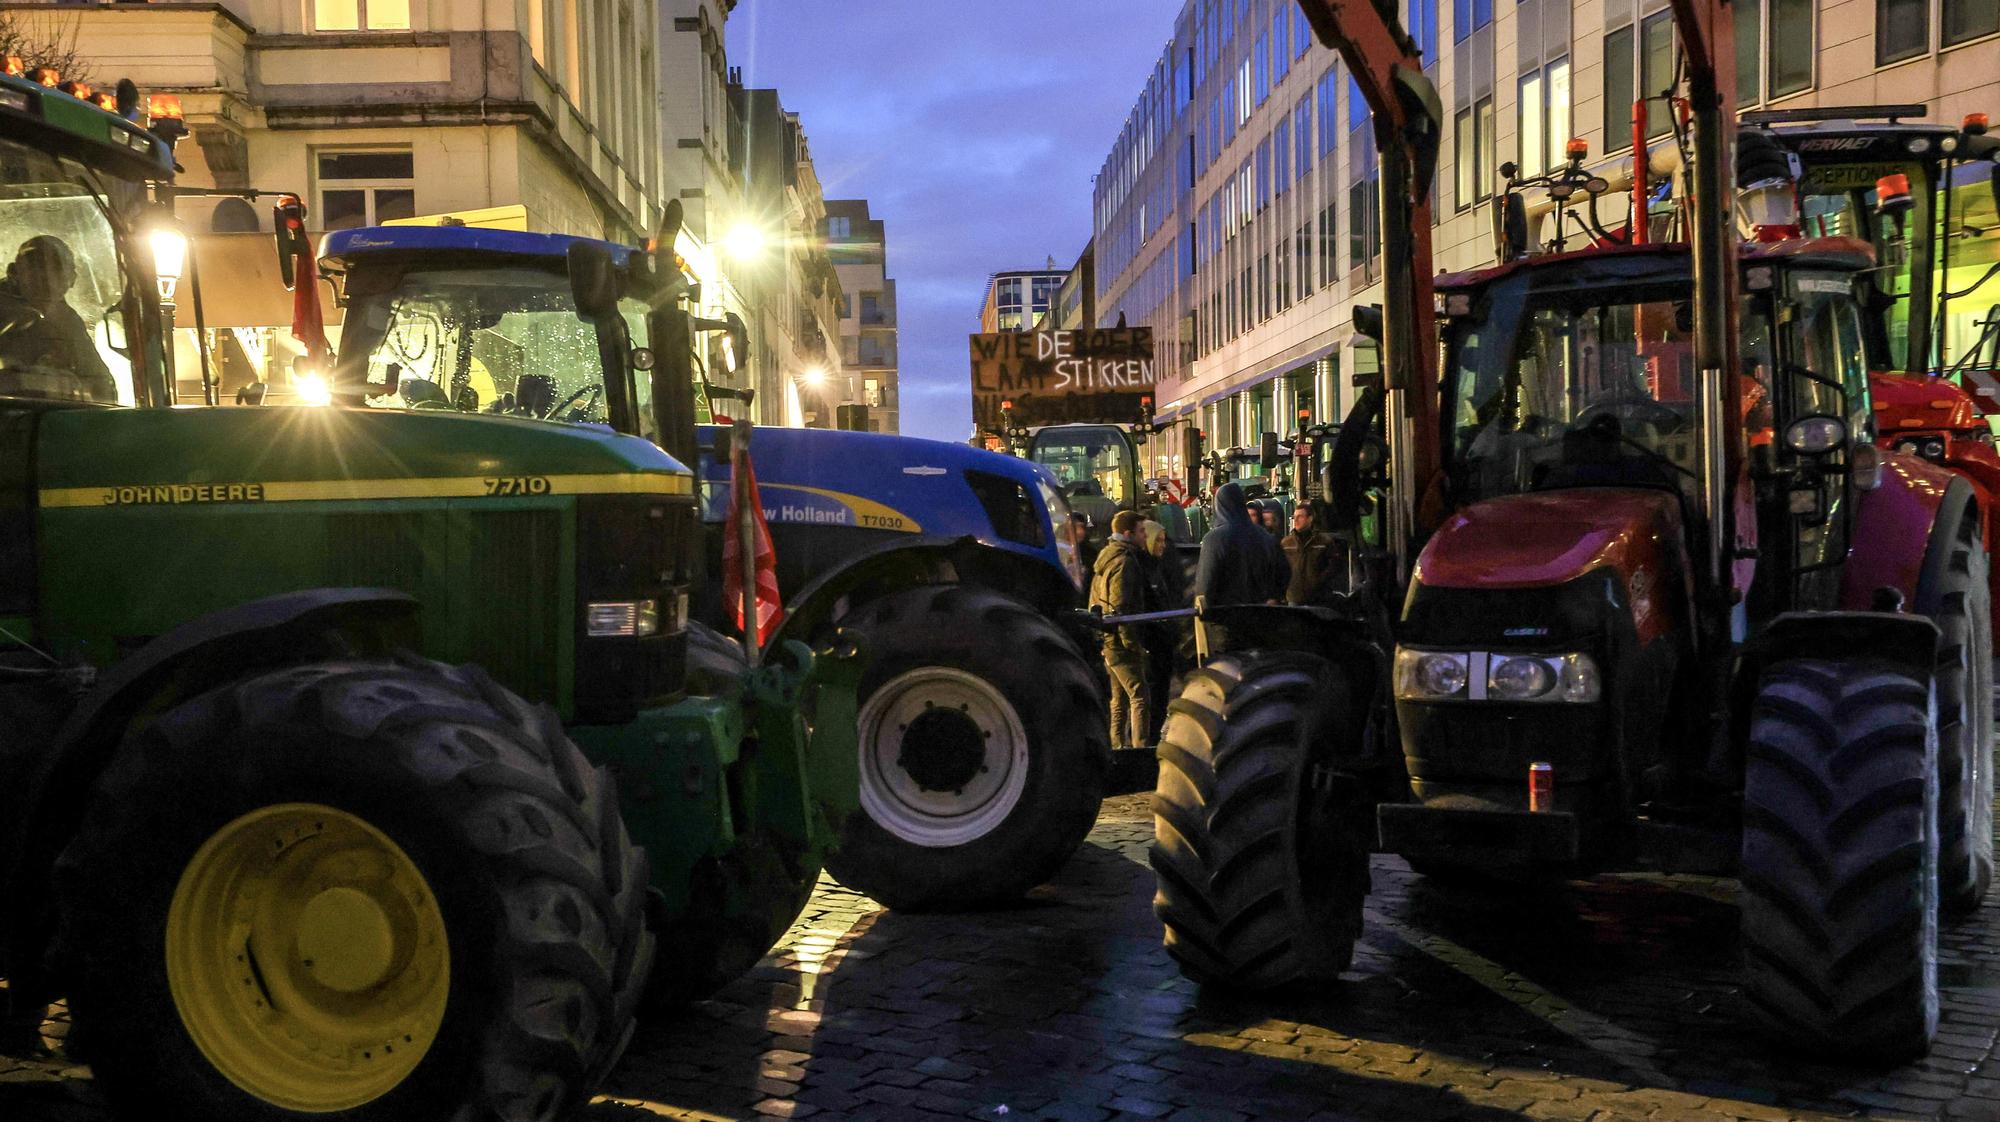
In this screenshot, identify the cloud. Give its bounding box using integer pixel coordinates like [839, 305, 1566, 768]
[730, 1, 1174, 440]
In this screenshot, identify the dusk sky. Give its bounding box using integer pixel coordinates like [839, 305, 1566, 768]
[729, 2, 1173, 442]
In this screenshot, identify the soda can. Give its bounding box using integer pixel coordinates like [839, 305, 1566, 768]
[1529, 761, 1554, 812]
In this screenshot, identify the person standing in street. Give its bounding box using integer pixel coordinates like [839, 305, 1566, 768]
[1067, 510, 1100, 574]
[1193, 483, 1287, 653]
[1091, 510, 1151, 750]
[1283, 504, 1338, 605]
[1139, 519, 1187, 744]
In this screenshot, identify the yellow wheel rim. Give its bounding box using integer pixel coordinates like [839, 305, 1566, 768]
[166, 802, 450, 1113]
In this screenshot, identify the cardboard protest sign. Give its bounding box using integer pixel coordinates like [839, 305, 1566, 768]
[969, 327, 1154, 429]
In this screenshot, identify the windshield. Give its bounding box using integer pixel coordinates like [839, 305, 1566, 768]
[1029, 428, 1129, 505]
[0, 137, 137, 406]
[334, 265, 650, 427]
[1446, 286, 1773, 503]
[1797, 161, 1927, 369]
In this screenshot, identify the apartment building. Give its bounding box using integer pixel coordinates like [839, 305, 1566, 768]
[1090, 0, 2000, 482]
[825, 198, 899, 433]
[728, 80, 843, 427]
[978, 267, 1067, 332]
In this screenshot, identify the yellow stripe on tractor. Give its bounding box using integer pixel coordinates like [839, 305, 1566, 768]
[40, 472, 693, 509]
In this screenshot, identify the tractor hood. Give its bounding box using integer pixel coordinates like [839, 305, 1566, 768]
[1415, 490, 1684, 591]
[36, 406, 691, 500]
[1871, 371, 1987, 434]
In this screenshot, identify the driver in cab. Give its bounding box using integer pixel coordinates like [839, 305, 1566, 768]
[0, 235, 115, 402]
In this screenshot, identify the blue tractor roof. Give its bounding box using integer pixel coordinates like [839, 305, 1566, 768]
[319, 225, 637, 268]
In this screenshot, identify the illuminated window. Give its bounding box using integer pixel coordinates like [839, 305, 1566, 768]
[314, 0, 409, 31]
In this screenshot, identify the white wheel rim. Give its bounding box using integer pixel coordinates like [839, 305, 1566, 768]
[856, 667, 1030, 848]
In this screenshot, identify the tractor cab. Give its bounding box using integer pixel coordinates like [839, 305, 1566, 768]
[318, 226, 658, 428]
[1024, 422, 1138, 535]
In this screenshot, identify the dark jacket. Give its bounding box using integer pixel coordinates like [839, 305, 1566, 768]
[1089, 535, 1147, 651]
[1283, 528, 1337, 605]
[1194, 482, 1287, 607]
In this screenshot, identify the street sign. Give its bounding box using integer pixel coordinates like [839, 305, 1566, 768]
[969, 327, 1154, 429]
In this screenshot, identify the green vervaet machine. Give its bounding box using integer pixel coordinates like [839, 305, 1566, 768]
[0, 68, 859, 1122]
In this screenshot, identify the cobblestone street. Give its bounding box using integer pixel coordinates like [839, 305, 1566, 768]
[7, 793, 1999, 1122]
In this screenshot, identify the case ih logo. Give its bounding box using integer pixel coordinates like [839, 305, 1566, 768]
[1796, 137, 1878, 152]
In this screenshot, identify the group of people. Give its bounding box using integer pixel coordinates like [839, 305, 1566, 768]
[1081, 480, 1344, 752]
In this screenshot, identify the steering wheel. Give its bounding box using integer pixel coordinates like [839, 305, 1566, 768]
[547, 383, 602, 422]
[0, 305, 43, 337]
[1576, 398, 1685, 432]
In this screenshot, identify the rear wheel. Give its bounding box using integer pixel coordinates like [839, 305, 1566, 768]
[1150, 653, 1371, 990]
[826, 586, 1108, 911]
[1930, 515, 1995, 913]
[55, 657, 651, 1122]
[1740, 657, 1939, 1062]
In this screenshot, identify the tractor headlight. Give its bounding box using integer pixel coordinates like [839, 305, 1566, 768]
[1394, 649, 1469, 700]
[1394, 649, 1603, 703]
[586, 599, 660, 638]
[1489, 656, 1556, 700]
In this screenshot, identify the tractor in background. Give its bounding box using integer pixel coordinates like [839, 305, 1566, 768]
[1149, 0, 1989, 1064]
[0, 67, 855, 1122]
[318, 222, 1111, 912]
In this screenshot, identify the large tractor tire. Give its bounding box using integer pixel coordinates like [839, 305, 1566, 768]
[827, 585, 1108, 911]
[1930, 515, 1995, 913]
[1740, 658, 1940, 1062]
[54, 657, 652, 1122]
[1150, 652, 1371, 990]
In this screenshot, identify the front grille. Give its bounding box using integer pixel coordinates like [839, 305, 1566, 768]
[575, 494, 693, 721]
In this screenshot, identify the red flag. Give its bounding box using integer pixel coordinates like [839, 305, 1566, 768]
[291, 243, 330, 359]
[723, 438, 783, 647]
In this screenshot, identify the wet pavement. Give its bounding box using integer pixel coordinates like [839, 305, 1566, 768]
[6, 793, 1999, 1121]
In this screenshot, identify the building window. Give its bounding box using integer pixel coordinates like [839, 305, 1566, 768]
[1409, 0, 1439, 60]
[1452, 0, 1494, 41]
[1768, 0, 1813, 97]
[827, 216, 851, 239]
[313, 0, 409, 32]
[1603, 25, 1634, 151]
[1945, 0, 2000, 46]
[1455, 100, 1495, 212]
[1517, 57, 1571, 179]
[317, 150, 415, 229]
[1640, 11, 1675, 107]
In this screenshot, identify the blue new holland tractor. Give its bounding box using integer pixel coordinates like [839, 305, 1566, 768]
[316, 223, 1109, 911]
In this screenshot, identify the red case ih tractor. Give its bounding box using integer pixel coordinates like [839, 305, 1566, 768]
[1151, 0, 1992, 1062]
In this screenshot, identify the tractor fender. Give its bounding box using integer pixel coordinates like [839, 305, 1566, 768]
[766, 534, 1077, 652]
[2, 588, 420, 1008]
[1842, 453, 1972, 615]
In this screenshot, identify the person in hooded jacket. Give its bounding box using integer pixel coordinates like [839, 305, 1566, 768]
[1090, 510, 1152, 750]
[1193, 482, 1287, 653]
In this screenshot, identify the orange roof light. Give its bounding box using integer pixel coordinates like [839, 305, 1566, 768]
[1966, 112, 1990, 136]
[58, 81, 91, 100]
[29, 68, 59, 89]
[92, 92, 117, 112]
[2, 58, 24, 77]
[146, 93, 183, 121]
[1565, 137, 1589, 162]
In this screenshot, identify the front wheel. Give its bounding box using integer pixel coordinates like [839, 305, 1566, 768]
[1740, 657, 1939, 1062]
[826, 586, 1108, 911]
[1150, 652, 1372, 990]
[55, 657, 651, 1122]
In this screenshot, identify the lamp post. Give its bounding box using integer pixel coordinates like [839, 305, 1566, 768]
[148, 214, 188, 402]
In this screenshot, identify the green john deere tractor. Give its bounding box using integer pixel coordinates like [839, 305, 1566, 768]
[0, 72, 859, 1121]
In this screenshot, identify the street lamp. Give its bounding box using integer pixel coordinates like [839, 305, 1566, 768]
[722, 220, 769, 261]
[799, 365, 827, 388]
[148, 218, 187, 304]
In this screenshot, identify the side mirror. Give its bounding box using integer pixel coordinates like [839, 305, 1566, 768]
[1352, 303, 1384, 344]
[1259, 430, 1281, 471]
[567, 241, 620, 320]
[273, 195, 311, 291]
[1496, 192, 1530, 260]
[722, 311, 747, 375]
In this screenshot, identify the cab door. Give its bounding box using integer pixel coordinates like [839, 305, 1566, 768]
[1779, 273, 1873, 609]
